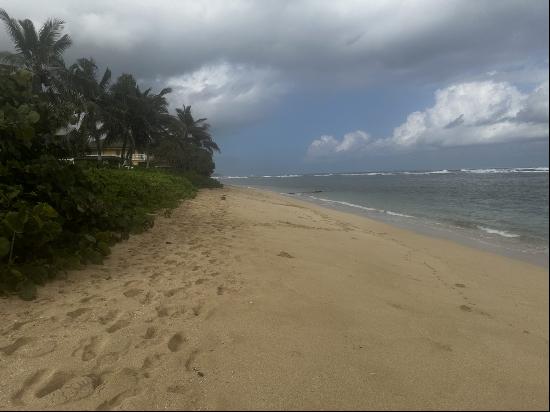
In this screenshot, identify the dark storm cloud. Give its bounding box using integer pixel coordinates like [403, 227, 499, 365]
[1, 0, 547, 80]
[1, 0, 548, 130]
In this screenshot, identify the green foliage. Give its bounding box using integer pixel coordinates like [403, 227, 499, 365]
[0, 69, 197, 299]
[0, 11, 223, 300]
[152, 140, 217, 176]
[0, 163, 196, 298]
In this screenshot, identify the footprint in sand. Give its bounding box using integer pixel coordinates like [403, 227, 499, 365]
[98, 309, 119, 325]
[96, 388, 141, 411]
[35, 371, 101, 405]
[11, 369, 47, 405]
[72, 336, 104, 362]
[163, 287, 186, 298]
[144, 327, 156, 339]
[167, 334, 184, 352]
[0, 337, 33, 356]
[123, 289, 143, 298]
[106, 319, 131, 334]
[66, 307, 91, 319]
[278, 251, 294, 258]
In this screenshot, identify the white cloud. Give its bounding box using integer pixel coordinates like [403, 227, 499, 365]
[517, 80, 549, 123]
[389, 80, 528, 147]
[159, 62, 286, 131]
[307, 79, 549, 159]
[306, 130, 373, 159]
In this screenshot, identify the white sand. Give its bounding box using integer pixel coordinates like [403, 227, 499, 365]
[0, 186, 548, 410]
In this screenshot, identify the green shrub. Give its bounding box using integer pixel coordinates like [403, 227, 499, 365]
[0, 165, 196, 299]
[0, 70, 197, 299]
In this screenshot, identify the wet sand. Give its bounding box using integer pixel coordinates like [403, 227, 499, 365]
[0, 186, 548, 410]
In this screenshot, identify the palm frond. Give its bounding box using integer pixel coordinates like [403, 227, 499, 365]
[52, 33, 71, 58]
[0, 9, 26, 54]
[38, 18, 65, 49]
[99, 67, 111, 90]
[19, 19, 38, 55]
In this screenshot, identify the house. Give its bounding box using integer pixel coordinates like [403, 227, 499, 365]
[55, 120, 148, 165]
[87, 139, 149, 165]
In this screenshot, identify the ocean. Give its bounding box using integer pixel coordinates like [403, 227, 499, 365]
[218, 167, 549, 267]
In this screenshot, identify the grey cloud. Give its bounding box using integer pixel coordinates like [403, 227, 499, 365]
[1, 0, 548, 131]
[1, 0, 547, 82]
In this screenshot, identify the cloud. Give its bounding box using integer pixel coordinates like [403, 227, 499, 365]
[0, 0, 547, 134]
[156, 62, 286, 132]
[0, 0, 547, 85]
[306, 131, 371, 159]
[306, 79, 549, 159]
[516, 80, 549, 123]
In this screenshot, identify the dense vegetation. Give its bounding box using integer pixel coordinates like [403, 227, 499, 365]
[0, 10, 221, 299]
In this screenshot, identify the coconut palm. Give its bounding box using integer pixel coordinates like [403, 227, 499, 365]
[102, 74, 173, 166]
[68, 57, 111, 161]
[174, 105, 220, 154]
[133, 86, 172, 167]
[0, 8, 72, 94]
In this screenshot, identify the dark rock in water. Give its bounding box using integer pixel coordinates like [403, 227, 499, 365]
[221, 195, 226, 200]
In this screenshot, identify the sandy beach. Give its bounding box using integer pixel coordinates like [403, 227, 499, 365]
[0, 186, 548, 410]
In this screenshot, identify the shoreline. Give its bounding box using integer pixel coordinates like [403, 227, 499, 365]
[228, 183, 549, 268]
[0, 186, 548, 410]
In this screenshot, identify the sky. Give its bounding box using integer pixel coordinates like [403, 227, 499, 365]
[1, 0, 548, 175]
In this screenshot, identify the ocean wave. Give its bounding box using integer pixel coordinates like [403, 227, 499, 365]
[477, 226, 520, 238]
[461, 167, 549, 174]
[261, 174, 302, 178]
[340, 172, 395, 176]
[308, 196, 378, 211]
[385, 211, 414, 218]
[219, 175, 249, 179]
[307, 196, 415, 218]
[403, 169, 451, 175]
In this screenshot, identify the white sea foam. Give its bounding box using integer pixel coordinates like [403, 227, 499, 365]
[461, 167, 548, 174]
[308, 196, 378, 211]
[478, 226, 520, 238]
[340, 172, 395, 176]
[385, 211, 414, 218]
[403, 169, 451, 175]
[307, 196, 415, 219]
[261, 174, 302, 178]
[220, 175, 249, 179]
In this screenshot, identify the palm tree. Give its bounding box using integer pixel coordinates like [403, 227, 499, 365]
[102, 74, 173, 167]
[174, 105, 220, 154]
[0, 8, 72, 94]
[133, 86, 172, 167]
[68, 57, 111, 161]
[101, 74, 137, 166]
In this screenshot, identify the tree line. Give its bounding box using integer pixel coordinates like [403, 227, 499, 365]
[0, 8, 219, 174]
